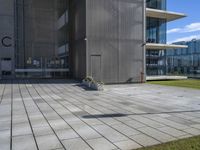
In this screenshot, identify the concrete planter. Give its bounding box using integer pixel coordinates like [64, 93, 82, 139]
[82, 79, 104, 91]
[90, 82, 104, 91]
[82, 80, 88, 86]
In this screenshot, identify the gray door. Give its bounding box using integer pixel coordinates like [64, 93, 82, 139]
[1, 58, 12, 78]
[91, 55, 101, 81]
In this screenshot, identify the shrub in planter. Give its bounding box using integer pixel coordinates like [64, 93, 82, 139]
[82, 77, 104, 91]
[82, 76, 94, 87]
[90, 81, 104, 91]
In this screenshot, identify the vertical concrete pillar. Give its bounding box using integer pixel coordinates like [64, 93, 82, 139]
[0, 0, 15, 79]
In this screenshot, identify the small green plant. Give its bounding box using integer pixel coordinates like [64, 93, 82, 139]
[82, 76, 104, 91]
[85, 76, 94, 82]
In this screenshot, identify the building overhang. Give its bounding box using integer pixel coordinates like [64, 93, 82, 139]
[146, 8, 186, 22]
[146, 43, 188, 50]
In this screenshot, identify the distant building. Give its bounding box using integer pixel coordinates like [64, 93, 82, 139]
[166, 39, 200, 77]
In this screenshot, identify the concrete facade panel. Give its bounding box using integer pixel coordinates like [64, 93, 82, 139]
[86, 0, 145, 83]
[0, 0, 14, 15]
[70, 0, 87, 79]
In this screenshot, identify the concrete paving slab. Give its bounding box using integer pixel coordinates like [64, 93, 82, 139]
[114, 139, 142, 150]
[62, 138, 92, 150]
[33, 126, 54, 137]
[184, 128, 200, 136]
[36, 134, 63, 150]
[157, 126, 188, 137]
[86, 138, 117, 150]
[137, 126, 176, 143]
[12, 135, 37, 150]
[56, 128, 79, 140]
[111, 123, 140, 136]
[130, 133, 160, 147]
[0, 130, 10, 150]
[48, 119, 70, 131]
[12, 122, 32, 137]
[93, 124, 129, 143]
[72, 125, 102, 140]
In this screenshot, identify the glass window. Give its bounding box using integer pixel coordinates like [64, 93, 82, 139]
[146, 18, 166, 44]
[15, 0, 69, 78]
[146, 0, 166, 10]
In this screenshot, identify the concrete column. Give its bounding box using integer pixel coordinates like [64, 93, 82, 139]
[0, 0, 15, 79]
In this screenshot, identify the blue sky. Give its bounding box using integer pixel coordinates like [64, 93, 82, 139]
[167, 0, 200, 43]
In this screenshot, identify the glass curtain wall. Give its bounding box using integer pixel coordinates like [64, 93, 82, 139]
[15, 0, 69, 78]
[146, 0, 167, 76]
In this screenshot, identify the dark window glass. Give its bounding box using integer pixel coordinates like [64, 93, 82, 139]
[15, 0, 69, 78]
[146, 17, 166, 44]
[146, 0, 166, 10]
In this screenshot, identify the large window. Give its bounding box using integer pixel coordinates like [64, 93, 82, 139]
[15, 0, 69, 78]
[146, 18, 166, 44]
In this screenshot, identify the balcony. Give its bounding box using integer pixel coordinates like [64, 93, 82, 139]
[146, 43, 188, 50]
[146, 8, 186, 22]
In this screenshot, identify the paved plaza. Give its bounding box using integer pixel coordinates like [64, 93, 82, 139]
[0, 80, 200, 150]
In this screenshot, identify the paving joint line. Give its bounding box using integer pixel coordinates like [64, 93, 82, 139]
[10, 80, 13, 150]
[26, 79, 85, 150]
[0, 81, 6, 104]
[18, 80, 39, 150]
[24, 79, 66, 150]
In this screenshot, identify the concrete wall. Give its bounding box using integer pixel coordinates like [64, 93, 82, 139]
[70, 0, 87, 79]
[0, 0, 15, 78]
[86, 0, 145, 83]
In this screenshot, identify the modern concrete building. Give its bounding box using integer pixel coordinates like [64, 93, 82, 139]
[0, 0, 186, 83]
[166, 39, 200, 77]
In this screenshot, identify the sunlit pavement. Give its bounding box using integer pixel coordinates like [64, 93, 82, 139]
[0, 80, 200, 150]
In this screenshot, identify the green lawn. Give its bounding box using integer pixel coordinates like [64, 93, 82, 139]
[148, 79, 200, 90]
[136, 136, 200, 150]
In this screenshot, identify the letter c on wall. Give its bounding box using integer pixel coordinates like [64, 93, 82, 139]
[1, 36, 12, 47]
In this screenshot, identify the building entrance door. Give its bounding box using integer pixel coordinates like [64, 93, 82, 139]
[1, 58, 12, 79]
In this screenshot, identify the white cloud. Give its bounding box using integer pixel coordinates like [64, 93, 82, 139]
[167, 22, 200, 34]
[167, 28, 181, 34]
[184, 23, 200, 32]
[168, 34, 200, 44]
